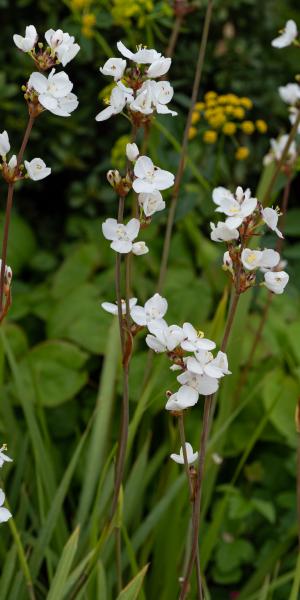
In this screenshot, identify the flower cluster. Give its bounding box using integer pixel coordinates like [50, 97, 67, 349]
[13, 25, 79, 118]
[102, 143, 174, 253]
[96, 41, 177, 125]
[0, 445, 13, 524]
[189, 91, 267, 161]
[102, 293, 230, 463]
[210, 186, 289, 295]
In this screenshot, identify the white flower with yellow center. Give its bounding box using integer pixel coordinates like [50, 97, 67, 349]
[241, 248, 280, 271]
[24, 158, 51, 181]
[264, 271, 289, 294]
[102, 218, 140, 253]
[131, 293, 168, 326]
[133, 156, 174, 194]
[181, 322, 216, 352]
[213, 186, 257, 228]
[100, 58, 126, 81]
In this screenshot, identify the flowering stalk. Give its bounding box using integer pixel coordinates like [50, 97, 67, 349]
[158, 0, 213, 292]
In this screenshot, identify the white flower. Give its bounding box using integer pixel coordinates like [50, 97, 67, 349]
[101, 297, 138, 315]
[264, 271, 289, 294]
[0, 446, 12, 469]
[210, 221, 239, 242]
[100, 57, 126, 81]
[131, 80, 177, 116]
[126, 143, 139, 161]
[278, 83, 300, 105]
[213, 186, 257, 229]
[146, 320, 184, 353]
[176, 371, 219, 403]
[147, 57, 171, 78]
[130, 293, 168, 326]
[133, 156, 174, 193]
[24, 158, 51, 181]
[180, 322, 216, 352]
[13, 25, 37, 52]
[96, 84, 133, 121]
[263, 134, 297, 165]
[165, 391, 197, 411]
[28, 69, 77, 117]
[241, 248, 280, 271]
[170, 443, 198, 465]
[117, 41, 161, 64]
[102, 218, 140, 253]
[132, 241, 149, 255]
[262, 207, 283, 239]
[138, 191, 166, 217]
[186, 350, 230, 379]
[0, 489, 12, 523]
[0, 131, 10, 159]
[130, 89, 153, 115]
[272, 20, 298, 48]
[45, 29, 80, 66]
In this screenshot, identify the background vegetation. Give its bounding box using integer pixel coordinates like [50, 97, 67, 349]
[0, 0, 300, 598]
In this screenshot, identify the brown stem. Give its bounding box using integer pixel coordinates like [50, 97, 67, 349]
[178, 414, 203, 600]
[179, 292, 240, 600]
[166, 14, 183, 58]
[0, 114, 35, 313]
[297, 431, 300, 550]
[262, 110, 300, 207]
[158, 0, 214, 293]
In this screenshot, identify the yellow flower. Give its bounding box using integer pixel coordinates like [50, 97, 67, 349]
[233, 107, 245, 119]
[203, 130, 217, 144]
[204, 109, 215, 120]
[224, 105, 234, 115]
[204, 91, 217, 101]
[82, 26, 94, 38]
[195, 102, 205, 111]
[206, 99, 217, 108]
[208, 114, 226, 128]
[241, 120, 255, 134]
[255, 119, 268, 133]
[218, 95, 228, 105]
[235, 146, 249, 160]
[226, 94, 239, 105]
[82, 13, 96, 27]
[240, 97, 253, 109]
[191, 111, 200, 125]
[188, 126, 198, 140]
[223, 121, 236, 135]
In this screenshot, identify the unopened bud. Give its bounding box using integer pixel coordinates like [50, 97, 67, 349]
[107, 169, 121, 188]
[166, 390, 173, 399]
[38, 42, 43, 48]
[126, 142, 139, 161]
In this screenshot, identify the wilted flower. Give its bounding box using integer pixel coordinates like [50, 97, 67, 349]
[170, 443, 198, 465]
[24, 158, 51, 181]
[271, 20, 298, 48]
[13, 25, 38, 52]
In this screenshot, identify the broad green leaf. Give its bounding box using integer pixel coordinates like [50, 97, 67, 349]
[15, 340, 88, 407]
[116, 564, 149, 600]
[262, 369, 298, 447]
[52, 243, 102, 299]
[0, 211, 37, 275]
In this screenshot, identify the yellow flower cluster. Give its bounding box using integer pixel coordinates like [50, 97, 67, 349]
[69, 0, 96, 38]
[189, 91, 267, 160]
[111, 0, 154, 28]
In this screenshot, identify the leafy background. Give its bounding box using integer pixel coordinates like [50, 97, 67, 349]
[0, 0, 300, 598]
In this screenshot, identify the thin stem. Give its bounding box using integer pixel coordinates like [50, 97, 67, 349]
[179, 291, 240, 600]
[262, 110, 300, 207]
[297, 430, 300, 550]
[8, 512, 36, 600]
[115, 527, 122, 593]
[158, 0, 213, 293]
[178, 414, 203, 600]
[0, 114, 35, 313]
[166, 14, 183, 58]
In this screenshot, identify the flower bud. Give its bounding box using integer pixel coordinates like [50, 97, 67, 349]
[126, 143, 139, 161]
[107, 169, 122, 188]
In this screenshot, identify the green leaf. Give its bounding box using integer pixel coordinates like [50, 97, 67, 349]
[216, 538, 254, 573]
[262, 369, 298, 447]
[251, 498, 276, 523]
[52, 243, 102, 299]
[47, 283, 110, 354]
[116, 564, 149, 600]
[47, 527, 80, 600]
[0, 211, 37, 275]
[15, 340, 88, 407]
